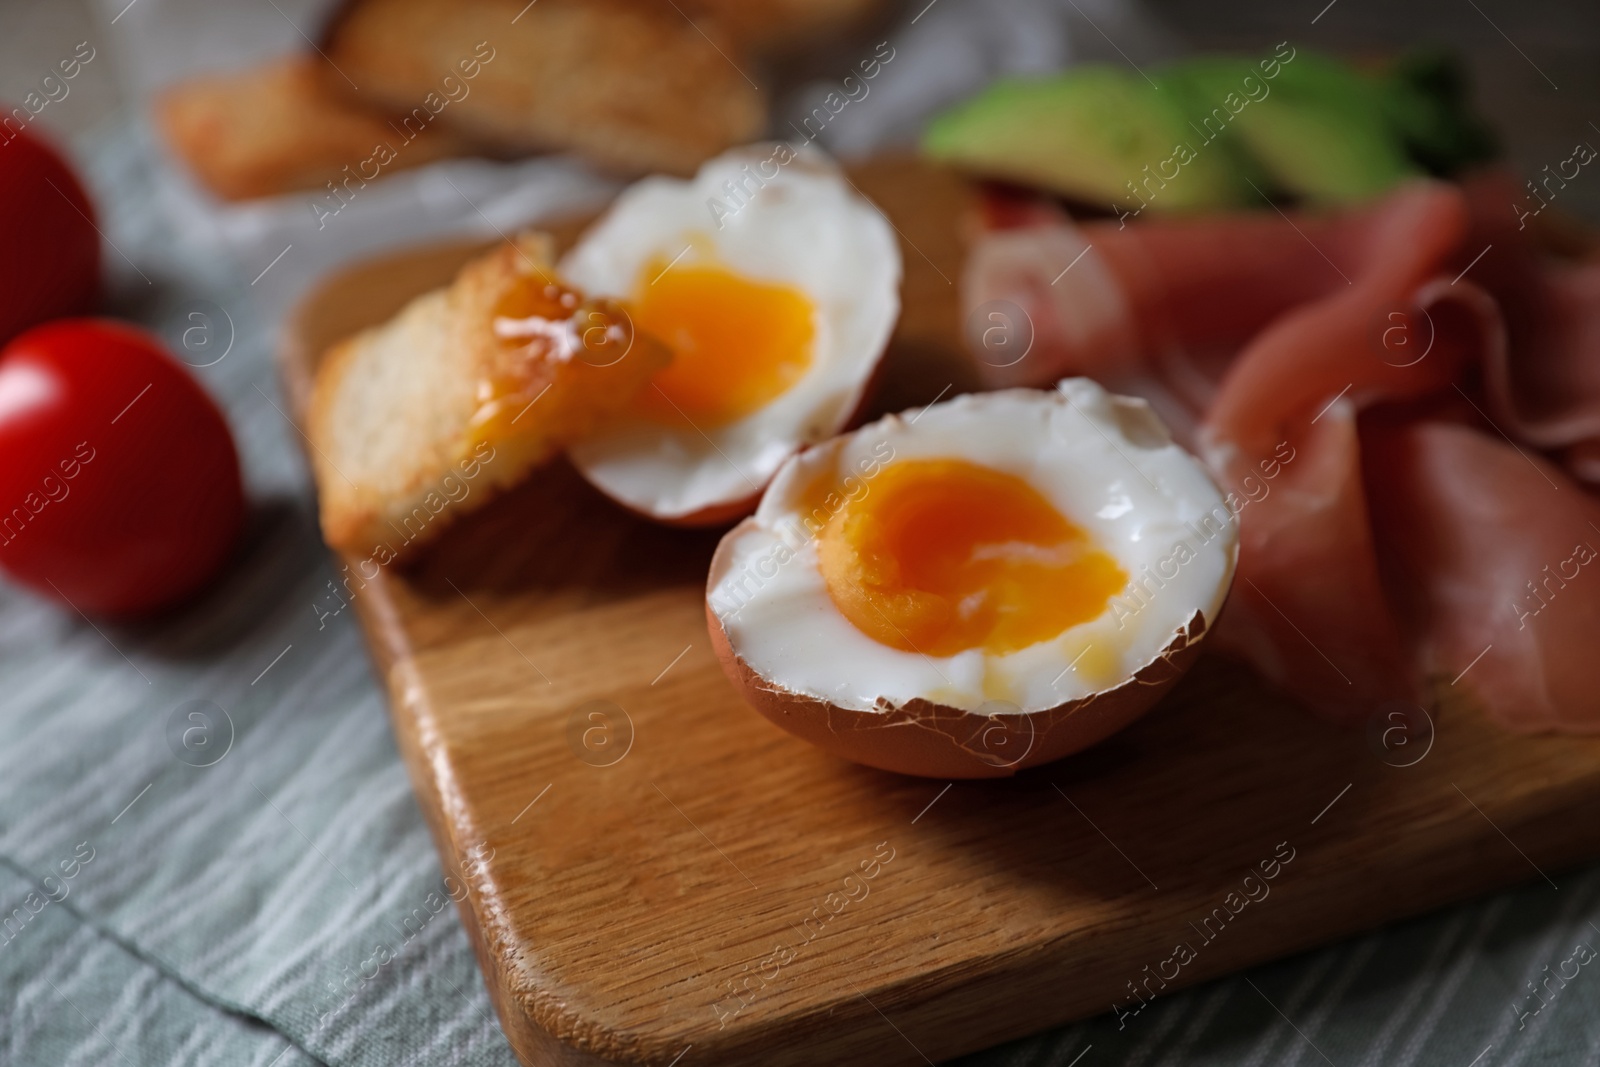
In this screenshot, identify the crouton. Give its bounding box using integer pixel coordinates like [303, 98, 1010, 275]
[322, 0, 765, 176]
[155, 55, 470, 200]
[306, 232, 669, 559]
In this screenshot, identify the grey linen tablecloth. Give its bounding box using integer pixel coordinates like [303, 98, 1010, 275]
[5, 10, 1600, 1067]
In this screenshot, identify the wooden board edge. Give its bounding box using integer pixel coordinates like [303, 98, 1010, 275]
[332, 572, 610, 1065]
[276, 244, 621, 1065]
[363, 620, 1600, 1067]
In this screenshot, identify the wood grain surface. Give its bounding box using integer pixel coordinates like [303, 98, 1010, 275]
[277, 157, 1600, 1066]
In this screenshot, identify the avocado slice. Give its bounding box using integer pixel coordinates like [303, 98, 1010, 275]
[1161, 53, 1420, 206]
[921, 67, 1259, 214]
[1377, 50, 1499, 176]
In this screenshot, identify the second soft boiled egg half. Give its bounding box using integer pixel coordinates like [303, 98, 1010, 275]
[559, 145, 902, 524]
[706, 380, 1240, 778]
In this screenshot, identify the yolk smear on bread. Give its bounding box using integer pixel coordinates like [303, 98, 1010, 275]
[494, 274, 580, 327]
[470, 274, 662, 448]
[818, 459, 1126, 657]
[631, 261, 814, 426]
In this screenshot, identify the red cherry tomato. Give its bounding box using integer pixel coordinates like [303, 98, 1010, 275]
[0, 320, 244, 617]
[0, 126, 100, 345]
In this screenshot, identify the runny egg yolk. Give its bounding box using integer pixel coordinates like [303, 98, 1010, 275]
[816, 459, 1127, 657]
[631, 261, 814, 426]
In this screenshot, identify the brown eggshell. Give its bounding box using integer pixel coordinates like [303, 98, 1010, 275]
[613, 487, 766, 529]
[705, 520, 1218, 779]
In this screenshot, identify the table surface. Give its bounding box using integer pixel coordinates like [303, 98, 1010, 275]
[1, 2, 1598, 1066]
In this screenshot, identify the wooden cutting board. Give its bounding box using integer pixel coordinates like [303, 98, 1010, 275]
[278, 158, 1600, 1066]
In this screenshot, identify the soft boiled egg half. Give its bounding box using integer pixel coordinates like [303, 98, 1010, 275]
[559, 145, 901, 524]
[706, 379, 1239, 778]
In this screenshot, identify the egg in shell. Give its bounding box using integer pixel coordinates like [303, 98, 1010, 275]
[705, 379, 1239, 778]
[558, 144, 902, 524]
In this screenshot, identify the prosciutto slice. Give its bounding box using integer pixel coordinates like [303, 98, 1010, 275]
[969, 184, 1460, 405]
[1367, 420, 1600, 732]
[962, 173, 1600, 731]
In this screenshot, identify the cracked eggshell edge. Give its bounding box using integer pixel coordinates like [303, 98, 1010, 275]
[705, 518, 1223, 779]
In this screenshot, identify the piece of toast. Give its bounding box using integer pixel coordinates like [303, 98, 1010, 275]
[322, 0, 765, 176]
[306, 232, 670, 561]
[154, 55, 472, 201]
[675, 0, 892, 55]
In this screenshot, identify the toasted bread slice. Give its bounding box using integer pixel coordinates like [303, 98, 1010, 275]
[676, 0, 892, 55]
[307, 233, 670, 560]
[154, 55, 472, 201]
[323, 0, 764, 176]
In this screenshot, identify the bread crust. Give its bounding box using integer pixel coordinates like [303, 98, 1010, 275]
[665, 0, 892, 55]
[154, 55, 470, 201]
[323, 0, 765, 177]
[307, 233, 669, 561]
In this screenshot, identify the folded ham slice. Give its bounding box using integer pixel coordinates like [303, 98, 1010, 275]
[961, 172, 1600, 731]
[1459, 171, 1600, 477]
[967, 184, 1460, 405]
[1367, 420, 1600, 731]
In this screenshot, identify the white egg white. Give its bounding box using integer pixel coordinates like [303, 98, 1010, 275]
[559, 144, 902, 521]
[707, 379, 1240, 714]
